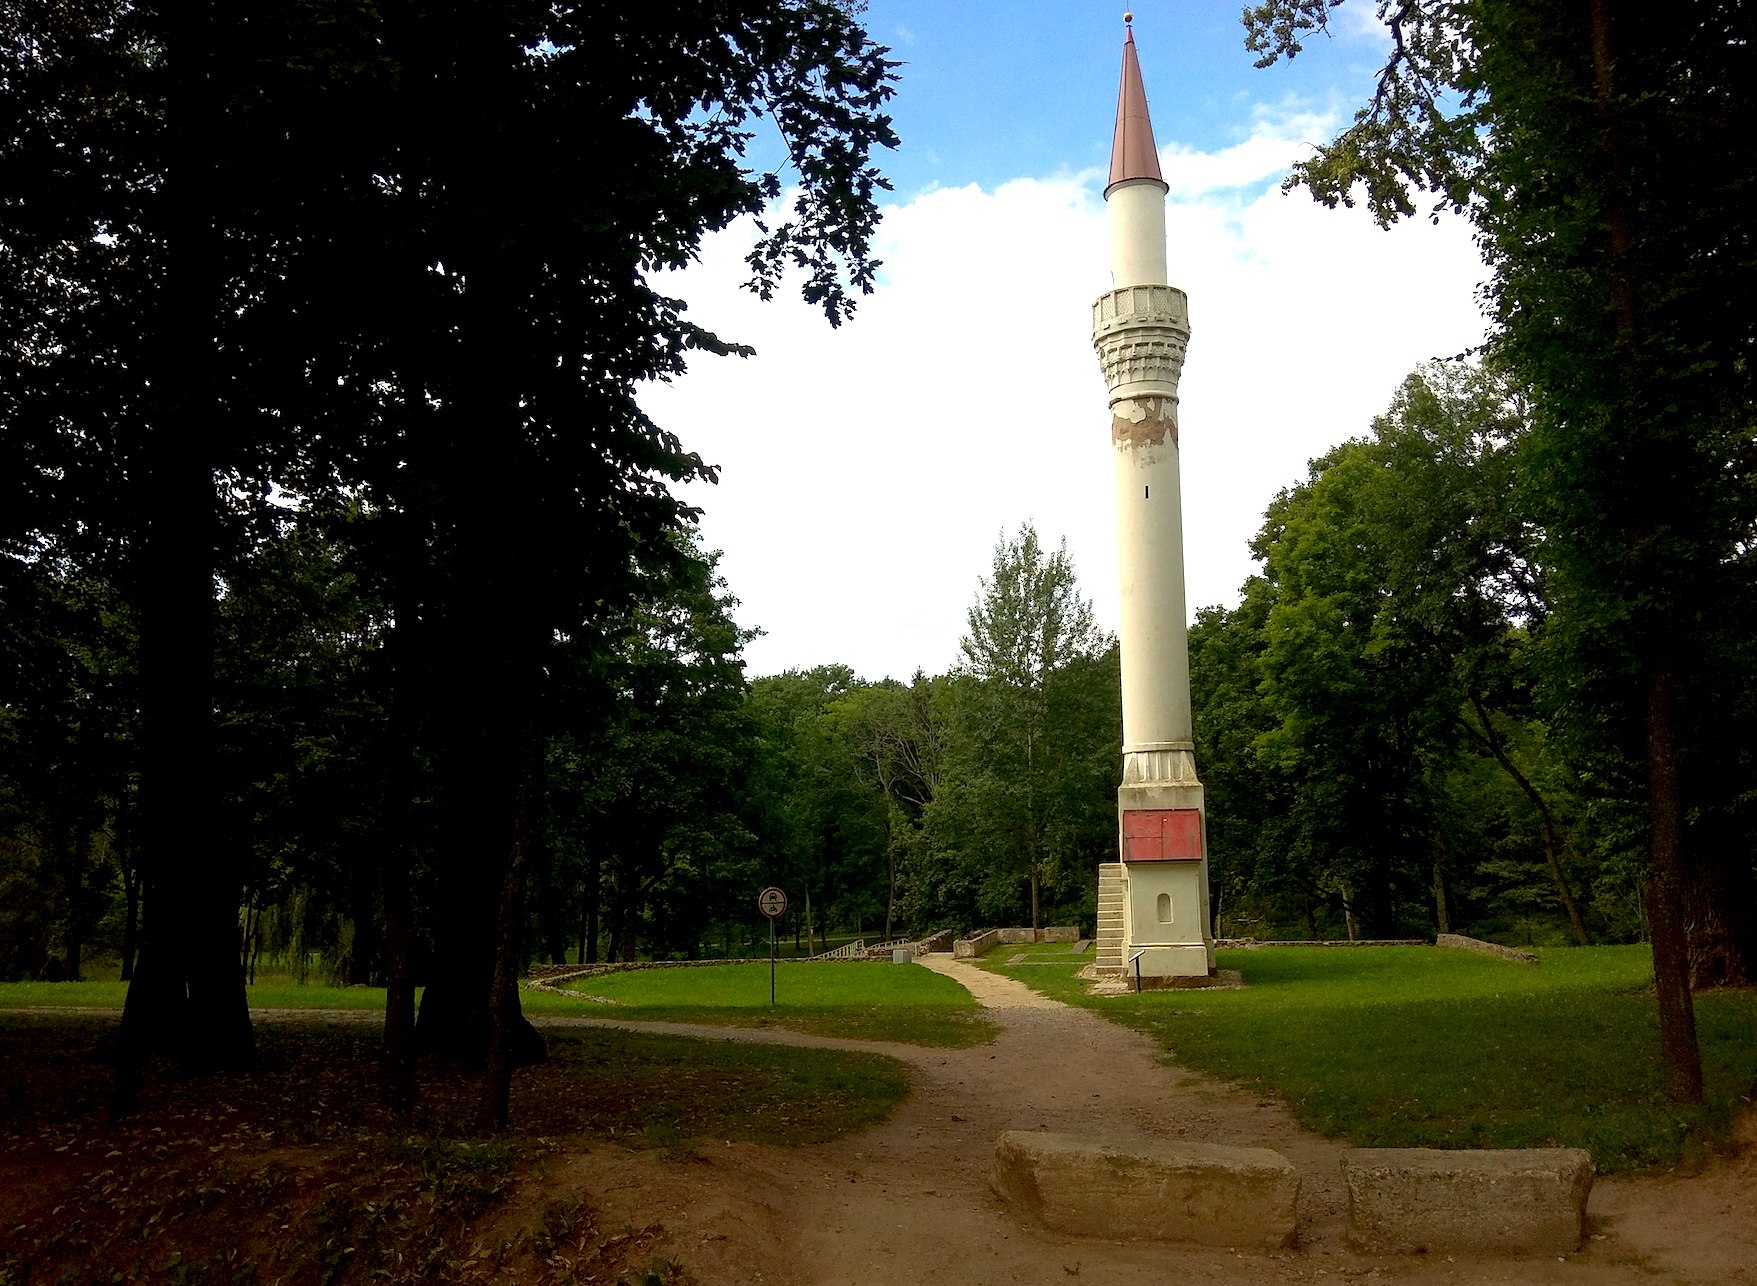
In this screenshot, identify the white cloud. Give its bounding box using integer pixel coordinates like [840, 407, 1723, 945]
[1162, 100, 1341, 197]
[1334, 0, 1396, 46]
[641, 118, 1486, 682]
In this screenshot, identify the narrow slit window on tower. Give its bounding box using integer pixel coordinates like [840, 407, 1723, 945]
[1156, 892, 1172, 923]
[1144, 485, 1150, 499]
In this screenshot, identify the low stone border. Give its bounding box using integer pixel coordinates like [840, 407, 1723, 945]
[954, 926, 1080, 959]
[1343, 1147, 1592, 1255]
[526, 954, 885, 993]
[991, 1130, 1299, 1249]
[1216, 938, 1428, 948]
[1435, 933, 1539, 964]
[915, 928, 956, 953]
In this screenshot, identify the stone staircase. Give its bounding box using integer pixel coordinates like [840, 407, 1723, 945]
[1094, 863, 1126, 976]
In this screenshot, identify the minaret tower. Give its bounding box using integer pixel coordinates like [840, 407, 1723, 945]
[1092, 14, 1214, 979]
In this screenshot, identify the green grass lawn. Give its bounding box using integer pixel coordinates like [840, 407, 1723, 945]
[522, 960, 998, 1048]
[0, 961, 997, 1049]
[986, 942, 1757, 1172]
[0, 976, 400, 1010]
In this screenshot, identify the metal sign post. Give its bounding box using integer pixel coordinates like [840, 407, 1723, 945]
[758, 887, 788, 1007]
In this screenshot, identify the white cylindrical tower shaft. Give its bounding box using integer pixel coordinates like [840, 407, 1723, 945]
[1108, 178, 1167, 287]
[1092, 16, 1212, 980]
[1095, 25, 1194, 784]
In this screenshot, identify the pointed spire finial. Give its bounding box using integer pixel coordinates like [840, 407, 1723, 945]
[1108, 12, 1166, 194]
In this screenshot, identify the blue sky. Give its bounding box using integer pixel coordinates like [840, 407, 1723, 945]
[869, 2, 1386, 195]
[642, 1, 1489, 681]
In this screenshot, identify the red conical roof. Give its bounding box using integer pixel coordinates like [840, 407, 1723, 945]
[1107, 18, 1166, 195]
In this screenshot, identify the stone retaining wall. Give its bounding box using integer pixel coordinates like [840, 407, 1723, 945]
[954, 926, 1080, 959]
[1215, 938, 1427, 949]
[915, 928, 956, 953]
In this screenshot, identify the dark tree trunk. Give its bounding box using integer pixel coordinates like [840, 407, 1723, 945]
[379, 578, 422, 1115]
[1682, 842, 1756, 989]
[484, 723, 543, 1129]
[59, 823, 89, 982]
[119, 850, 140, 982]
[414, 696, 525, 1060]
[117, 4, 253, 1096]
[1367, 850, 1394, 938]
[620, 912, 637, 963]
[583, 846, 600, 964]
[1029, 861, 1041, 942]
[1431, 860, 1451, 936]
[534, 834, 568, 966]
[347, 856, 379, 987]
[1582, 0, 1701, 1103]
[882, 804, 895, 941]
[382, 827, 416, 1114]
[1644, 663, 1704, 1103]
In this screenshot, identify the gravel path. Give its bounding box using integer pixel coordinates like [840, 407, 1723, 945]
[525, 954, 1757, 1285]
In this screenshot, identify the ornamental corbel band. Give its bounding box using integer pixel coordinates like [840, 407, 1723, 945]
[1093, 284, 1190, 397]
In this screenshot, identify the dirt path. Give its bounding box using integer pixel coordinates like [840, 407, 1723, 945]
[528, 955, 1757, 1286]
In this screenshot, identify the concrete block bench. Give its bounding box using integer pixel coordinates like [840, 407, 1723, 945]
[991, 1130, 1299, 1248]
[1342, 1147, 1593, 1255]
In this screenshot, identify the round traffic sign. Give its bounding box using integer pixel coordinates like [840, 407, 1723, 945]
[757, 886, 788, 919]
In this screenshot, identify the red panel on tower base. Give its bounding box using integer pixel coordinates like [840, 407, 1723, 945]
[1122, 808, 1203, 861]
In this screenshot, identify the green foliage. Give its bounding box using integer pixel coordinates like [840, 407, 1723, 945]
[743, 665, 893, 953]
[1196, 363, 1599, 942]
[0, 561, 135, 982]
[522, 961, 996, 1048]
[989, 944, 1757, 1171]
[1245, 0, 1757, 1096]
[547, 541, 762, 966]
[0, 0, 901, 1071]
[826, 673, 945, 938]
[914, 526, 1117, 931]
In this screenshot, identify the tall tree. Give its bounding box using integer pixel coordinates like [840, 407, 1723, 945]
[2, 0, 898, 1119]
[1245, 0, 1757, 1103]
[745, 665, 887, 951]
[1218, 364, 1586, 941]
[828, 672, 944, 939]
[553, 543, 759, 967]
[945, 525, 1110, 935]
